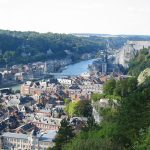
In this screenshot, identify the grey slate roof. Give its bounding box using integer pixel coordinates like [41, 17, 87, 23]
[2, 130, 57, 142]
[2, 132, 28, 139]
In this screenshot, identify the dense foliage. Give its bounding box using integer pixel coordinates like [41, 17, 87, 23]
[65, 100, 92, 117]
[116, 78, 150, 148]
[87, 36, 127, 49]
[0, 30, 106, 66]
[52, 119, 75, 150]
[1, 29, 150, 68]
[133, 127, 150, 149]
[62, 77, 150, 150]
[91, 93, 120, 102]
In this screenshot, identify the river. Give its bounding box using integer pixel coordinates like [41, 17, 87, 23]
[9, 58, 96, 91]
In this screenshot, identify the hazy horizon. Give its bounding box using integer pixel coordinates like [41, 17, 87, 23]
[0, 0, 150, 35]
[1, 29, 150, 36]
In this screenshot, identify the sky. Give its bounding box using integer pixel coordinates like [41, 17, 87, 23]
[0, 0, 150, 35]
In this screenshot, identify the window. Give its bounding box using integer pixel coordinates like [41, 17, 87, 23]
[24, 140, 27, 143]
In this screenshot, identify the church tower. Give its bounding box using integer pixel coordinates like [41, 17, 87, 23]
[44, 61, 48, 74]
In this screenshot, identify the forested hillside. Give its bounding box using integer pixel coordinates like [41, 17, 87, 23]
[0, 30, 105, 66]
[0, 29, 150, 68]
[61, 77, 150, 150]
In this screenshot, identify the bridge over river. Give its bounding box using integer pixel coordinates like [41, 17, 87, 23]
[8, 58, 97, 91]
[43, 72, 78, 77]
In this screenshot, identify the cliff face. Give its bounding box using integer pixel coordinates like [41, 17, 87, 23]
[115, 42, 136, 68]
[131, 41, 150, 51]
[116, 41, 150, 68]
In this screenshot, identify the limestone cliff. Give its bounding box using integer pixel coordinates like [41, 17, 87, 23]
[138, 68, 150, 84]
[116, 41, 150, 68]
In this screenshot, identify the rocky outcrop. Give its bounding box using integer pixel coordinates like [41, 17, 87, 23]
[138, 68, 150, 84]
[116, 41, 150, 68]
[115, 42, 136, 68]
[131, 41, 150, 51]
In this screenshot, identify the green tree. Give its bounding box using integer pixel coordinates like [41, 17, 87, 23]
[62, 77, 150, 150]
[133, 128, 150, 150]
[64, 98, 70, 105]
[113, 77, 137, 97]
[76, 100, 92, 117]
[103, 78, 116, 95]
[91, 93, 105, 102]
[52, 119, 75, 150]
[3, 51, 15, 66]
[0, 29, 106, 66]
[65, 101, 92, 117]
[65, 101, 78, 117]
[115, 79, 150, 148]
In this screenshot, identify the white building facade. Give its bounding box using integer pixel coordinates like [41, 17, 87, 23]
[0, 130, 57, 150]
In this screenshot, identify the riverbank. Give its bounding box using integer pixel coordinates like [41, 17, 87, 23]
[4, 58, 98, 91]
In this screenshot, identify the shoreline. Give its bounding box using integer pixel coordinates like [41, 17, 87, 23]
[0, 56, 98, 90]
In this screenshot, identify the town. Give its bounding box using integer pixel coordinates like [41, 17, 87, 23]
[0, 40, 150, 149]
[0, 0, 150, 149]
[0, 62, 128, 150]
